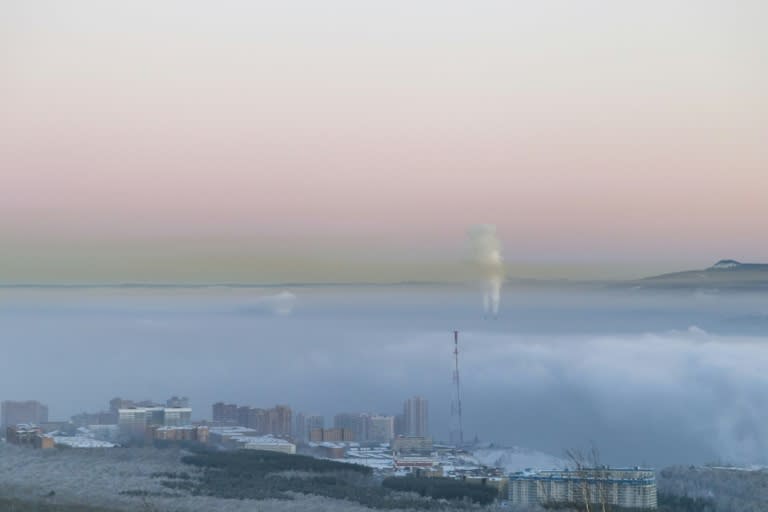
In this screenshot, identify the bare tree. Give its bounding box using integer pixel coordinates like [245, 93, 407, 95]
[565, 448, 592, 512]
[565, 443, 611, 512]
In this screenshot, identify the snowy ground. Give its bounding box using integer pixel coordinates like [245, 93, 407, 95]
[330, 443, 566, 476]
[0, 444, 398, 512]
[0, 441, 568, 510]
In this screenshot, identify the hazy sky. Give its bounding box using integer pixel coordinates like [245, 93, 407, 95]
[2, 1, 766, 282]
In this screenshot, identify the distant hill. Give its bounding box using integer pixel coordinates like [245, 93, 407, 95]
[636, 260, 768, 290]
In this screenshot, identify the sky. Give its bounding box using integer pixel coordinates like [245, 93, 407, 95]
[2, 1, 767, 282]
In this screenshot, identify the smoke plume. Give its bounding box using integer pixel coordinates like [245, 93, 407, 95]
[467, 225, 504, 317]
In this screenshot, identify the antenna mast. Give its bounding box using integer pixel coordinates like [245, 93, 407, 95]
[450, 330, 464, 447]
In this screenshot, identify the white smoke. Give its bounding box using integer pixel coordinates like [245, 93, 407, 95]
[247, 291, 297, 315]
[467, 225, 504, 317]
[271, 291, 297, 315]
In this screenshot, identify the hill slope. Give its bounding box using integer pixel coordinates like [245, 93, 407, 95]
[637, 260, 768, 290]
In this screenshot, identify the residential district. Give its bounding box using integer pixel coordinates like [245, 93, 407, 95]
[1, 397, 657, 509]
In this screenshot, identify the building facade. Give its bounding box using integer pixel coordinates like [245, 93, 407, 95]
[212, 402, 239, 423]
[268, 405, 292, 436]
[161, 407, 192, 426]
[1, 400, 49, 428]
[208, 426, 295, 453]
[117, 408, 148, 438]
[309, 428, 355, 442]
[391, 435, 433, 455]
[118, 407, 192, 439]
[149, 425, 209, 443]
[71, 410, 117, 426]
[369, 415, 395, 442]
[334, 413, 371, 442]
[294, 413, 324, 442]
[224, 403, 292, 436]
[403, 396, 428, 437]
[6, 424, 54, 449]
[508, 468, 658, 509]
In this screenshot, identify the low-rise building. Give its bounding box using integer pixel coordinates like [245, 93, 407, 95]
[6, 424, 54, 449]
[310, 442, 347, 459]
[241, 436, 296, 454]
[393, 456, 442, 476]
[52, 436, 117, 448]
[209, 426, 296, 454]
[391, 435, 433, 455]
[85, 424, 120, 441]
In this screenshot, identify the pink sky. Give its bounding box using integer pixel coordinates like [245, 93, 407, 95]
[1, 1, 767, 281]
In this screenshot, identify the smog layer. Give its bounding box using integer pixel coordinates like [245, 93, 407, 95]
[2, 284, 767, 467]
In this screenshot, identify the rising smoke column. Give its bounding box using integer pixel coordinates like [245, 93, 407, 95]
[467, 225, 504, 317]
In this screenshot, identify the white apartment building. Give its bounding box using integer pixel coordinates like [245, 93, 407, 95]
[118, 407, 192, 438]
[509, 468, 657, 509]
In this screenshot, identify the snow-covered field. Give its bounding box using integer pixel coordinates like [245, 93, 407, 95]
[0, 444, 388, 512]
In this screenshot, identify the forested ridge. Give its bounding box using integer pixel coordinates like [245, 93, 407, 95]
[173, 449, 496, 508]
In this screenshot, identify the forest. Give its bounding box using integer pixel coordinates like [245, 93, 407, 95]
[382, 476, 498, 505]
[174, 449, 494, 509]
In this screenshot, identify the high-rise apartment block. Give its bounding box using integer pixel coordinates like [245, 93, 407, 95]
[333, 413, 358, 432]
[334, 413, 371, 442]
[294, 413, 325, 442]
[369, 415, 395, 442]
[268, 405, 292, 436]
[307, 415, 325, 432]
[217, 402, 292, 436]
[294, 412, 306, 440]
[212, 402, 239, 424]
[1, 400, 49, 428]
[403, 396, 429, 437]
[394, 414, 405, 436]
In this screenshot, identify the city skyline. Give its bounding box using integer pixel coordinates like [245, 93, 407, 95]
[3, 394, 435, 443]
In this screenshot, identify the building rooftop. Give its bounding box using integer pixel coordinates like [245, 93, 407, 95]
[8, 424, 41, 433]
[154, 425, 204, 431]
[509, 467, 656, 485]
[209, 427, 293, 447]
[241, 436, 294, 447]
[52, 436, 117, 448]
